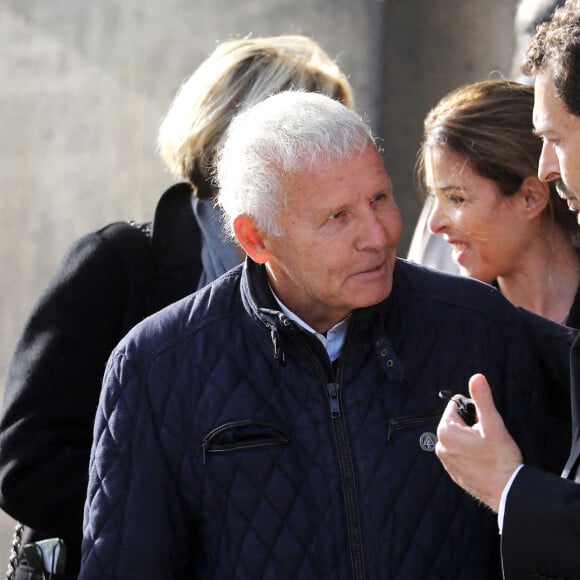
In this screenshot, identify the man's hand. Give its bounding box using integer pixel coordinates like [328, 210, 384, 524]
[435, 373, 523, 512]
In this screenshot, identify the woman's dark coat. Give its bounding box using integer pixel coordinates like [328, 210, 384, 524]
[0, 183, 202, 575]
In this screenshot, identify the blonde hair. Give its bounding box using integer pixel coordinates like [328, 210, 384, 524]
[157, 35, 353, 198]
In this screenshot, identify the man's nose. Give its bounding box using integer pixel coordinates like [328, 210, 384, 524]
[538, 141, 561, 183]
[358, 209, 389, 249]
[427, 198, 448, 234]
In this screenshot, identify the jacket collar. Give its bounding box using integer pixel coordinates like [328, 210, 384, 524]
[141, 183, 203, 314]
[240, 255, 404, 334]
[240, 257, 403, 376]
[150, 182, 200, 269]
[241, 258, 283, 324]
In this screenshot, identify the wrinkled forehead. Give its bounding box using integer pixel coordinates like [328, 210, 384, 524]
[280, 142, 391, 202]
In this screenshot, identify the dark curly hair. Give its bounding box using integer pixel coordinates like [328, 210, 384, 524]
[522, 0, 580, 116]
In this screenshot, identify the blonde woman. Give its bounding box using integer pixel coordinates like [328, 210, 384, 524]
[0, 36, 352, 578]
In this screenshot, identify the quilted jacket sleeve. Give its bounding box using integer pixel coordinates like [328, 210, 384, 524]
[80, 349, 192, 579]
[0, 224, 149, 554]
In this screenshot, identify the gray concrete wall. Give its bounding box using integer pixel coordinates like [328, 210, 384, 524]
[0, 0, 518, 558]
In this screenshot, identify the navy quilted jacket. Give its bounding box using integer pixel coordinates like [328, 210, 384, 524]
[80, 258, 574, 580]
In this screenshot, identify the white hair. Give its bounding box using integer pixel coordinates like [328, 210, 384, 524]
[216, 90, 375, 237]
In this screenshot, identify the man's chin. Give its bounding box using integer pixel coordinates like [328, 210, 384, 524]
[354, 282, 393, 309]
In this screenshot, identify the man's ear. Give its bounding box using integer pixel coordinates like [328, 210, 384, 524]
[519, 175, 550, 219]
[233, 214, 271, 264]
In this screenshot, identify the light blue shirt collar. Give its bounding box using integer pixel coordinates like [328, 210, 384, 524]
[270, 288, 348, 362]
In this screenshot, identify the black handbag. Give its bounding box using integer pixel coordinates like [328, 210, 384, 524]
[6, 523, 74, 580]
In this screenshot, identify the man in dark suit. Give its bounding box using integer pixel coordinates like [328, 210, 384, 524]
[435, 3, 580, 577]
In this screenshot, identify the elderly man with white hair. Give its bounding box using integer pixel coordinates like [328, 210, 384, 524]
[79, 91, 572, 579]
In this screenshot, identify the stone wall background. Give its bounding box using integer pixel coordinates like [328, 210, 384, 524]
[0, 0, 519, 556]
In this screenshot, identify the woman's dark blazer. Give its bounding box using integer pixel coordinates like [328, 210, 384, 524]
[0, 183, 202, 575]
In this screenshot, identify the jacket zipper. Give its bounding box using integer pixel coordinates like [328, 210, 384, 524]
[274, 315, 367, 579]
[326, 381, 366, 580]
[327, 320, 366, 580]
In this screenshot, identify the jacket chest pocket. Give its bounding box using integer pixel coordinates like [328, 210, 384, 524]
[200, 419, 291, 464]
[387, 412, 442, 450]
